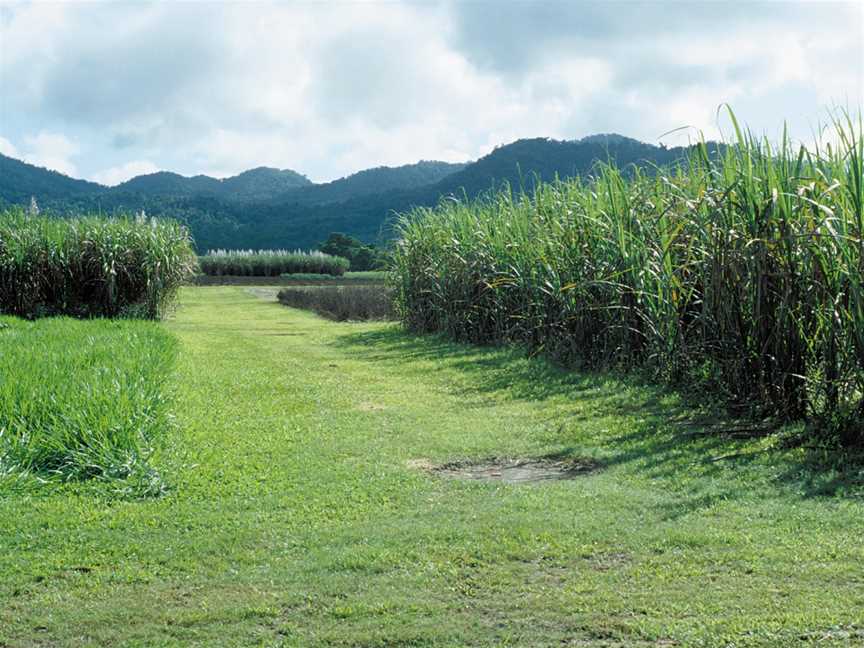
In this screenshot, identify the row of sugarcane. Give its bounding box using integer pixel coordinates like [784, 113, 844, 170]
[199, 249, 349, 277]
[0, 211, 197, 319]
[392, 111, 864, 443]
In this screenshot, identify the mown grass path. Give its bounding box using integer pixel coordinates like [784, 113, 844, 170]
[2, 287, 863, 647]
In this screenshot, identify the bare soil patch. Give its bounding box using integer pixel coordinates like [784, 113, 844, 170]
[410, 456, 601, 484]
[588, 551, 630, 572]
[245, 287, 280, 300]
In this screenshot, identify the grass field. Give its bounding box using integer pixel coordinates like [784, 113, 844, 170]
[1, 287, 862, 647]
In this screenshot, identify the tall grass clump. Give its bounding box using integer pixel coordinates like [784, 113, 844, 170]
[0, 210, 197, 319]
[278, 285, 394, 321]
[393, 110, 864, 444]
[199, 249, 349, 277]
[0, 315, 176, 493]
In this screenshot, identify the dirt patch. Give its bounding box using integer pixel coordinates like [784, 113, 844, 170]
[357, 401, 386, 412]
[589, 551, 630, 572]
[410, 456, 601, 484]
[244, 287, 280, 300]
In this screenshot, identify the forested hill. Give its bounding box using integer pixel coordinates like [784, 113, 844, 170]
[0, 135, 708, 251]
[0, 153, 103, 202]
[230, 135, 706, 250]
[414, 134, 689, 199]
[281, 161, 467, 206]
[111, 167, 313, 201]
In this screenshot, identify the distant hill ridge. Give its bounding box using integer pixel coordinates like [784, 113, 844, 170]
[283, 161, 467, 206]
[0, 134, 713, 251]
[112, 167, 313, 202]
[0, 154, 102, 203]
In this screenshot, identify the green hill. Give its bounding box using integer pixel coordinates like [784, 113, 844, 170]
[0, 153, 103, 204]
[219, 167, 312, 201]
[226, 135, 709, 250]
[0, 135, 712, 251]
[283, 161, 467, 206]
[110, 167, 312, 201]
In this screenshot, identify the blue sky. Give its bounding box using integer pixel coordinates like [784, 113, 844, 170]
[0, 0, 861, 184]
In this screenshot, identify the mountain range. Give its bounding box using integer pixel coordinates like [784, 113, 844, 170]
[0, 134, 707, 251]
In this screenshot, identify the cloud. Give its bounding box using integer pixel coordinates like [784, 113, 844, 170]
[0, 1, 860, 182]
[0, 136, 20, 158]
[447, 1, 863, 143]
[91, 160, 160, 186]
[0, 132, 78, 174]
[3, 132, 81, 177]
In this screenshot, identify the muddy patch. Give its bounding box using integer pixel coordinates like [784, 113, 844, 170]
[588, 551, 630, 572]
[357, 401, 386, 412]
[244, 287, 280, 300]
[410, 456, 601, 484]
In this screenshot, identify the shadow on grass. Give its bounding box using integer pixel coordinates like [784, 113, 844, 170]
[332, 326, 864, 502]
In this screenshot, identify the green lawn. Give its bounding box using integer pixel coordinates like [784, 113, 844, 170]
[1, 287, 862, 647]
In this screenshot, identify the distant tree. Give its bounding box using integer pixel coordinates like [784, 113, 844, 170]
[319, 232, 386, 271]
[319, 232, 356, 255]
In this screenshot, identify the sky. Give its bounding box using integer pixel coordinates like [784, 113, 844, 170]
[0, 1, 862, 185]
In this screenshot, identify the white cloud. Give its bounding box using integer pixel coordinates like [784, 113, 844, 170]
[0, 1, 860, 182]
[91, 160, 160, 186]
[0, 136, 20, 158]
[18, 132, 80, 176]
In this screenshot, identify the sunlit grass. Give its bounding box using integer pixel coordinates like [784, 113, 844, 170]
[0, 315, 176, 492]
[2, 287, 861, 646]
